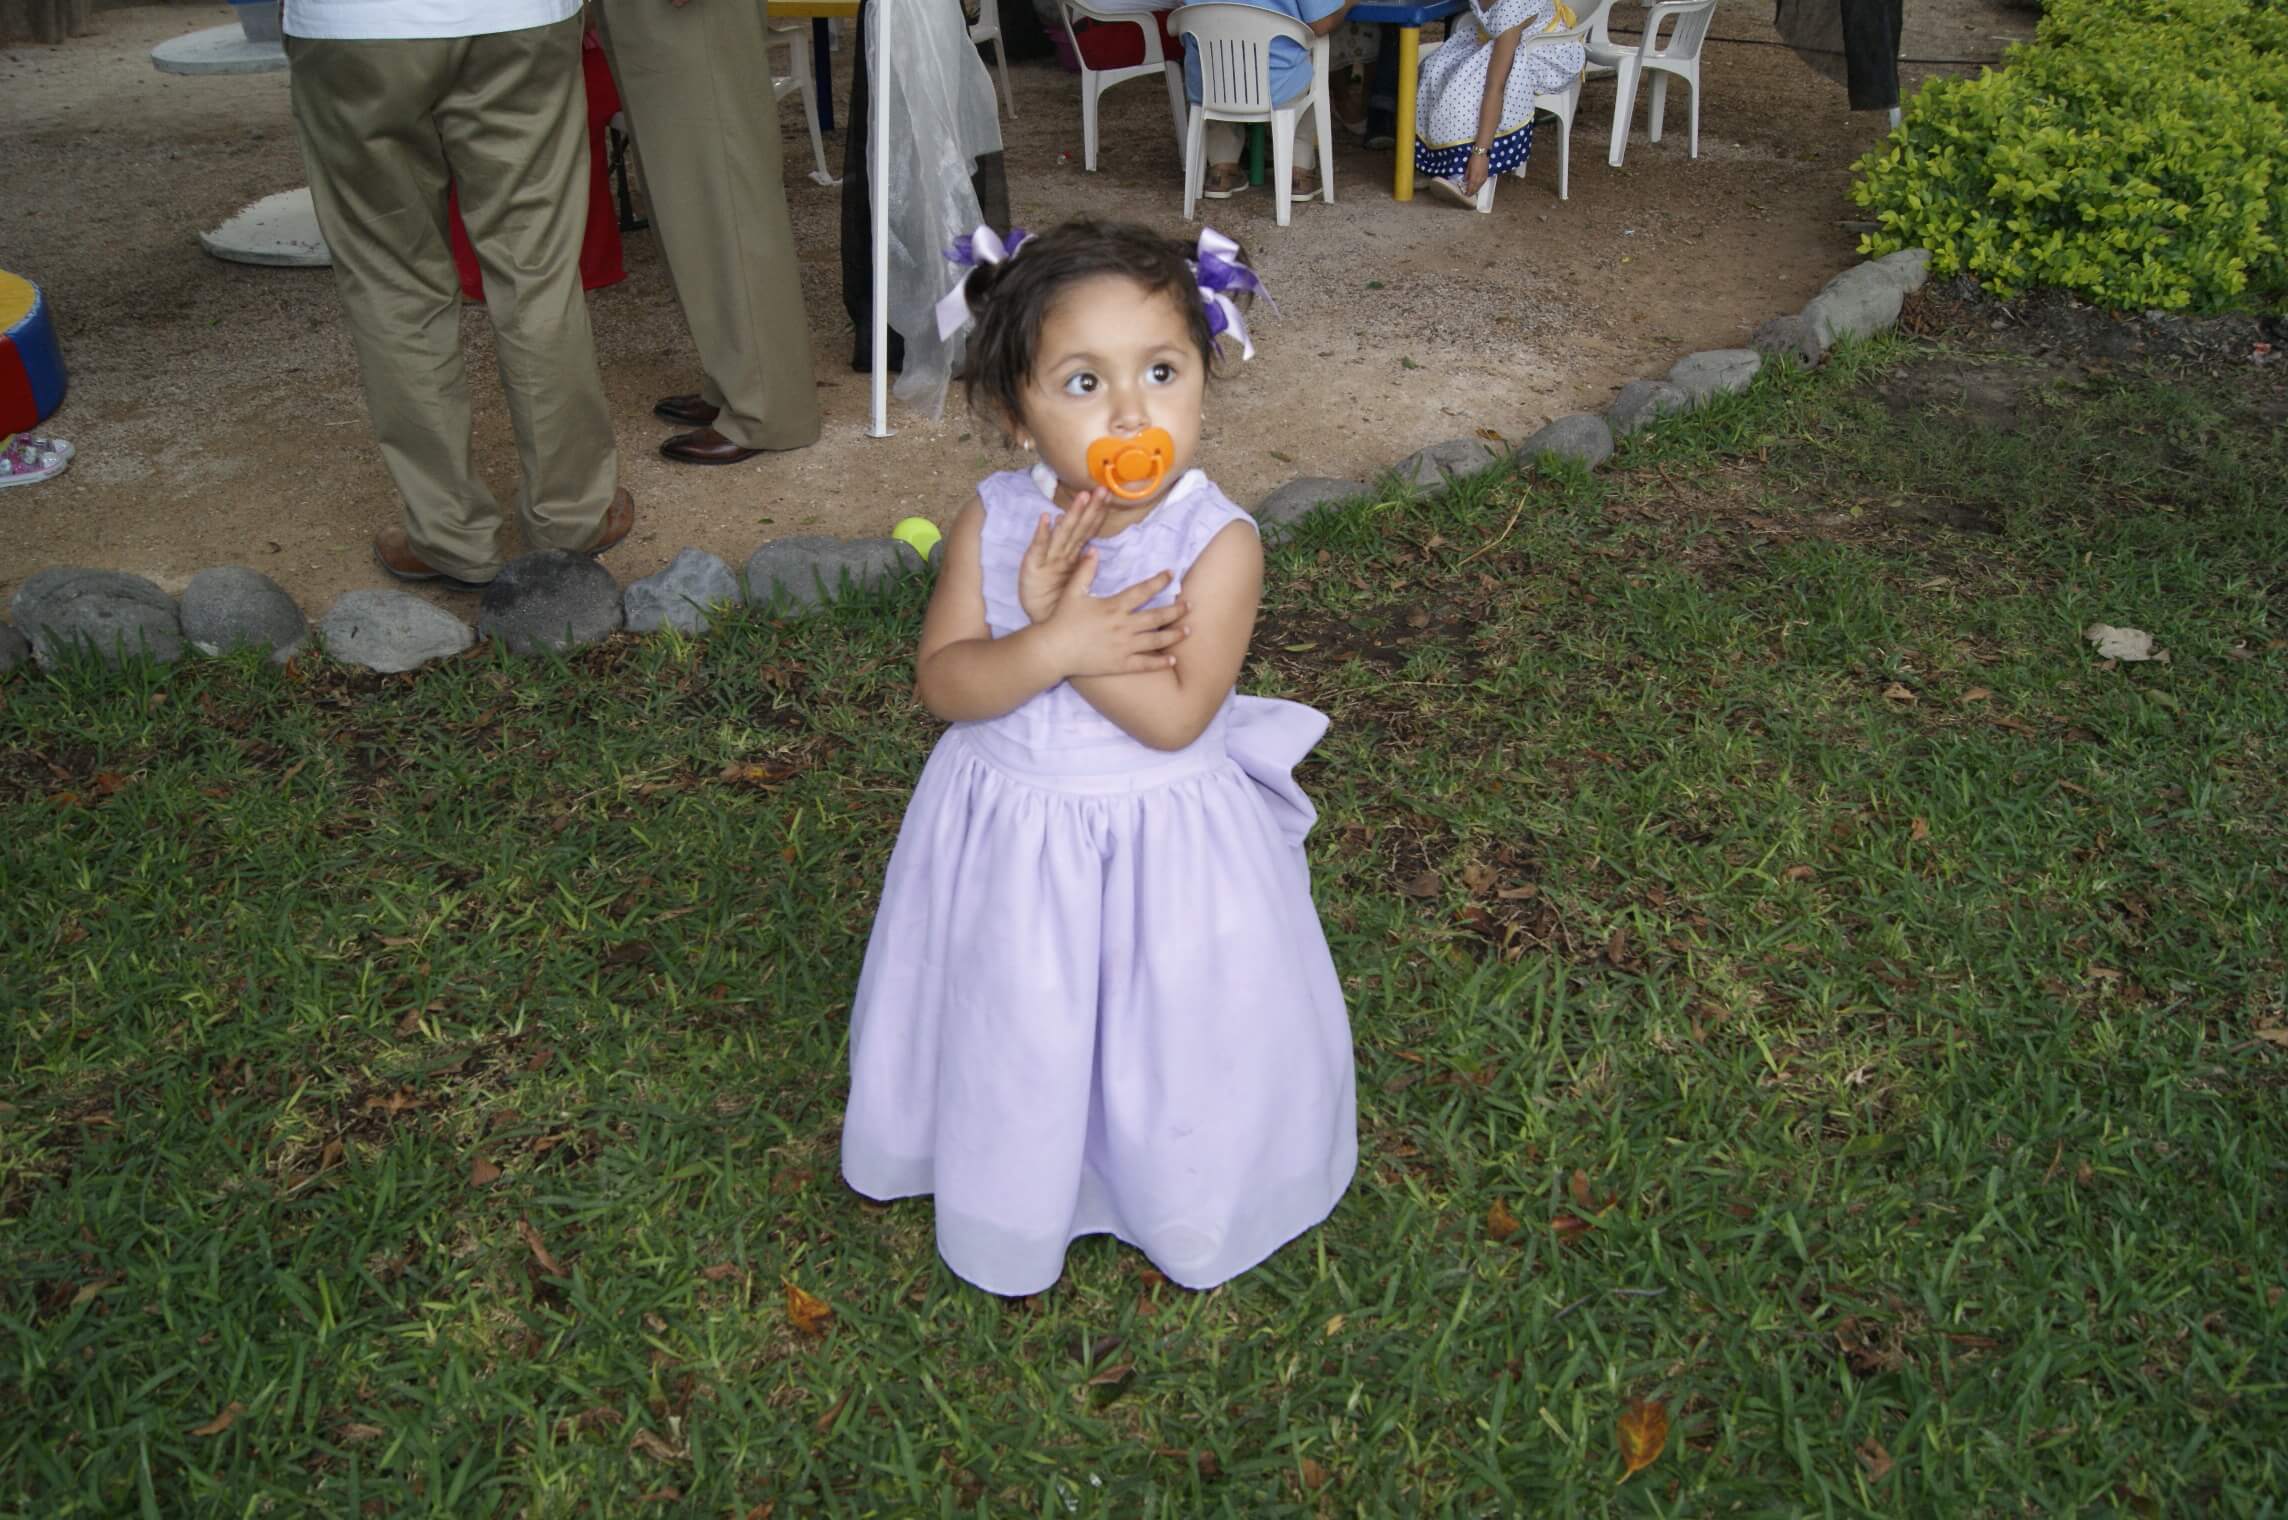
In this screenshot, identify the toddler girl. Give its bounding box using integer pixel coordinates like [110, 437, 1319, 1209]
[840, 220, 1357, 1296]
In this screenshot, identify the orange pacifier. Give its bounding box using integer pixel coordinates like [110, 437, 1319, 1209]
[1085, 427, 1176, 503]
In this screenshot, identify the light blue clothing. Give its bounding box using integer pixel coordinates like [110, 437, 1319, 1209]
[1181, 0, 1343, 109]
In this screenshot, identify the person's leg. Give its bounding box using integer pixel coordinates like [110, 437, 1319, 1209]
[439, 15, 622, 551]
[1203, 119, 1247, 195]
[1366, 23, 1400, 145]
[599, 0, 821, 452]
[287, 33, 504, 582]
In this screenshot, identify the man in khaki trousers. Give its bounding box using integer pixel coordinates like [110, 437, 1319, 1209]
[285, 0, 633, 589]
[598, 0, 822, 465]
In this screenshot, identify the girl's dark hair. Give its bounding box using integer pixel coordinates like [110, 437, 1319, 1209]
[957, 219, 1244, 429]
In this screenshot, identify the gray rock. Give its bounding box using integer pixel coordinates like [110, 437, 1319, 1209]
[1393, 437, 1502, 490]
[180, 566, 308, 662]
[1752, 312, 1823, 366]
[319, 589, 474, 674]
[1607, 378, 1690, 437]
[0, 621, 28, 675]
[744, 535, 914, 610]
[1516, 413, 1613, 470]
[10, 568, 185, 669]
[477, 550, 624, 654]
[1668, 348, 1763, 405]
[624, 548, 743, 636]
[1254, 477, 1364, 532]
[928, 539, 944, 571]
[1802, 260, 1908, 349]
[1871, 247, 1932, 294]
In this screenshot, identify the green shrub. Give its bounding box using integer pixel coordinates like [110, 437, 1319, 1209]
[1851, 0, 2288, 311]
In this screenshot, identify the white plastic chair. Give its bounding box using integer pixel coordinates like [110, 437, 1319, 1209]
[1419, 24, 1588, 211]
[767, 21, 835, 185]
[1058, 1, 1190, 171]
[1169, 2, 1333, 227]
[1585, 0, 1713, 167]
[972, 0, 1018, 119]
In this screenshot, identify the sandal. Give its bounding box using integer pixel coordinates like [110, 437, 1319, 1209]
[1202, 162, 1249, 199]
[1426, 175, 1477, 209]
[0, 433, 72, 490]
[1291, 167, 1323, 199]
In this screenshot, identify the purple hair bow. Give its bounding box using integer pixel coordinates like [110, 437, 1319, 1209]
[935, 226, 1030, 341]
[1193, 228, 1270, 361]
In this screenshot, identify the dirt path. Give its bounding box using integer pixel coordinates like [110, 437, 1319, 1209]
[0, 1, 2033, 618]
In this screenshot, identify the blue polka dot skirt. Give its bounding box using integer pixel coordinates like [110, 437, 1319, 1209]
[1415, 119, 1534, 183]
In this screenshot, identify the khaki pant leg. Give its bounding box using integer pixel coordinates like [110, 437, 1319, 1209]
[288, 34, 505, 582]
[436, 15, 618, 551]
[599, 0, 822, 451]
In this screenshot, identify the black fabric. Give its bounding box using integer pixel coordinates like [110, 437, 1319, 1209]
[1773, 0, 1904, 111]
[839, 0, 1013, 370]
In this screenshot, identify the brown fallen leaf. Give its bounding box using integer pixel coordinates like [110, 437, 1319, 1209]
[1568, 1169, 1596, 1210]
[469, 1157, 503, 1188]
[1881, 683, 1918, 704]
[628, 1428, 686, 1464]
[1486, 1199, 1522, 1241]
[784, 1281, 833, 1337]
[635, 1490, 682, 1505]
[1497, 883, 1540, 901]
[2251, 1027, 2288, 1048]
[1459, 860, 1497, 893]
[1399, 870, 1442, 898]
[518, 1218, 564, 1277]
[1552, 1212, 1594, 1243]
[812, 1389, 852, 1434]
[191, 1401, 247, 1438]
[1299, 1457, 1329, 1491]
[1616, 1399, 1667, 1483]
[1857, 1437, 1894, 1482]
[92, 771, 128, 797]
[699, 1262, 745, 1282]
[744, 1505, 778, 1520]
[1960, 686, 1993, 703]
[338, 1422, 386, 1443]
[1909, 817, 1931, 842]
[1604, 925, 1631, 966]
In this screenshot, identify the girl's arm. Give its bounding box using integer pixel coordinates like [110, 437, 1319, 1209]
[1465, 25, 1527, 192]
[1069, 521, 1262, 752]
[914, 501, 1190, 722]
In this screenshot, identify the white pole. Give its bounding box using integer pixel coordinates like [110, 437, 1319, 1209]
[868, 0, 894, 438]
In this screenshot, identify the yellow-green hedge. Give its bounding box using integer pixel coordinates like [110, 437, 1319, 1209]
[1851, 0, 2288, 311]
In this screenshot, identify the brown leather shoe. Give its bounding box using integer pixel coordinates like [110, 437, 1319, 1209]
[372, 526, 494, 591]
[584, 487, 635, 555]
[660, 427, 762, 466]
[653, 393, 719, 427]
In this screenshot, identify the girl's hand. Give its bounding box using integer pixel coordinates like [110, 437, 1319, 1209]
[1017, 490, 1112, 624]
[1463, 148, 1491, 195]
[1040, 556, 1189, 677]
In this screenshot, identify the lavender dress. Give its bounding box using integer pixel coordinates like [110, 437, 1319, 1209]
[841, 464, 1357, 1295]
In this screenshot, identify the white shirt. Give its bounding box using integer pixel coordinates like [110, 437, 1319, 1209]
[283, 0, 583, 40]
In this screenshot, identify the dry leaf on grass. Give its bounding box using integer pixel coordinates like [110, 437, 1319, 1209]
[784, 1281, 833, 1337]
[1299, 1457, 1329, 1491]
[2250, 1027, 2288, 1048]
[518, 1218, 564, 1277]
[468, 1157, 502, 1188]
[1881, 683, 1918, 704]
[628, 1428, 686, 1464]
[1486, 1199, 1522, 1241]
[699, 1262, 745, 1282]
[1552, 1212, 1594, 1243]
[1909, 817, 1931, 842]
[1782, 864, 1816, 882]
[1856, 1437, 1894, 1482]
[1960, 686, 1993, 703]
[191, 1402, 246, 1437]
[1616, 1400, 1667, 1482]
[2083, 623, 2169, 663]
[338, 1422, 385, 1443]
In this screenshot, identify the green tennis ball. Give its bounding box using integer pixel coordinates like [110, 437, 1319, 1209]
[891, 516, 943, 564]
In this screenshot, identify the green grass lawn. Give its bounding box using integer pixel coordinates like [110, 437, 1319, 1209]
[5, 325, 2284, 1517]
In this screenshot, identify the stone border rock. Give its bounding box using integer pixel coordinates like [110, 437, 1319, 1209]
[0, 250, 1931, 680]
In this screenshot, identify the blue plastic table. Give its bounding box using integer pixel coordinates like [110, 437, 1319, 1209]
[1346, 0, 1465, 199]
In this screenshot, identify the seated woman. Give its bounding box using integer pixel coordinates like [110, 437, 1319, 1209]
[1413, 0, 1582, 208]
[1182, 0, 1368, 200]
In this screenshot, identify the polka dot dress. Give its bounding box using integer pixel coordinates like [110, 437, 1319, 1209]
[1413, 0, 1586, 181]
